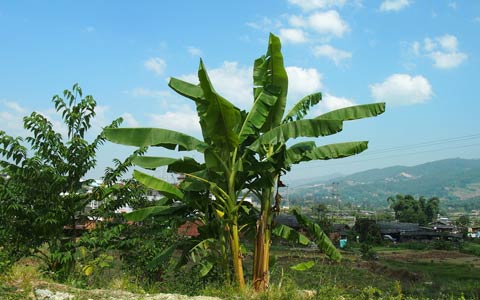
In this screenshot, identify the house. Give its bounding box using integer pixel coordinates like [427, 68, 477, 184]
[429, 220, 456, 233]
[275, 214, 301, 230]
[178, 220, 203, 237]
[467, 226, 480, 238]
[377, 221, 462, 241]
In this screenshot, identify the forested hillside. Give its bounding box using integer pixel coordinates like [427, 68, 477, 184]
[289, 158, 480, 209]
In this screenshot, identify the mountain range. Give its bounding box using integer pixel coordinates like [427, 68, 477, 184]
[289, 158, 480, 209]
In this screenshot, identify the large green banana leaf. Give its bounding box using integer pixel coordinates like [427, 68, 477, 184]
[283, 92, 322, 123]
[133, 170, 184, 200]
[293, 209, 341, 262]
[104, 128, 208, 152]
[317, 103, 386, 121]
[198, 60, 241, 151]
[124, 204, 186, 222]
[272, 224, 310, 246]
[254, 33, 288, 130]
[168, 77, 205, 102]
[238, 91, 277, 143]
[132, 156, 204, 174]
[248, 119, 343, 152]
[285, 141, 369, 166]
[132, 156, 178, 169]
[168, 76, 213, 145]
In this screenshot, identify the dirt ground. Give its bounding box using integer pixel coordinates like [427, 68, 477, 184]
[378, 249, 480, 267]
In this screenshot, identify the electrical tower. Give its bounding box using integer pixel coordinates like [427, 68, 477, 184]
[331, 182, 340, 209]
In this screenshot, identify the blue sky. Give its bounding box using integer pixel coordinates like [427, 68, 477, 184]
[1, 0, 479, 182]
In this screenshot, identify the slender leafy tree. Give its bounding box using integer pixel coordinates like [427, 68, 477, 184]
[0, 84, 125, 277]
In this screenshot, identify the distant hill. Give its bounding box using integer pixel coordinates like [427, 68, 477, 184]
[289, 158, 480, 209]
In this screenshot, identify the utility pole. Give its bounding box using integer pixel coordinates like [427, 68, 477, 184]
[331, 182, 340, 210]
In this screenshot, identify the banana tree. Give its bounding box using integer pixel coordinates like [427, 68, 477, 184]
[245, 34, 386, 290]
[105, 58, 252, 286]
[104, 33, 385, 289]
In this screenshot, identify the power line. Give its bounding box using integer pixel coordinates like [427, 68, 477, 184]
[293, 133, 480, 170]
[361, 133, 480, 157]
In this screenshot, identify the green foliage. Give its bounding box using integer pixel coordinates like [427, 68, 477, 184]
[388, 194, 439, 225]
[289, 260, 315, 271]
[354, 218, 382, 244]
[460, 241, 480, 257]
[292, 209, 341, 261]
[359, 243, 378, 260]
[0, 84, 146, 280]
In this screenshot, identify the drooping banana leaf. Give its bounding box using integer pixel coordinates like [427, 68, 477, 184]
[167, 157, 205, 174]
[283, 92, 322, 123]
[133, 170, 184, 200]
[254, 33, 288, 131]
[272, 224, 310, 246]
[292, 209, 341, 262]
[238, 91, 277, 143]
[146, 244, 177, 271]
[285, 141, 369, 166]
[248, 119, 343, 152]
[198, 59, 241, 151]
[124, 204, 186, 222]
[132, 156, 178, 169]
[316, 103, 386, 121]
[104, 128, 208, 152]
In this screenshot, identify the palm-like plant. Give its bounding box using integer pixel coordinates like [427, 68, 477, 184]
[104, 33, 385, 289]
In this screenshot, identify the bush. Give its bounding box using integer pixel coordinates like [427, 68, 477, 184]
[360, 243, 378, 260]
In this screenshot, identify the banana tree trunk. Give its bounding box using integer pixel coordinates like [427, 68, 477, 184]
[229, 220, 245, 288]
[253, 187, 274, 290]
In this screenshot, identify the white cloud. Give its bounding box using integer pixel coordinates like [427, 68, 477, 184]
[246, 17, 282, 31]
[312, 44, 352, 65]
[144, 57, 166, 76]
[0, 111, 24, 135]
[306, 10, 350, 37]
[289, 15, 308, 27]
[428, 51, 467, 69]
[313, 93, 356, 115]
[287, 0, 347, 11]
[279, 28, 308, 44]
[380, 0, 411, 12]
[370, 74, 433, 106]
[286, 66, 323, 101]
[130, 87, 171, 98]
[411, 41, 420, 56]
[177, 62, 323, 109]
[436, 34, 458, 52]
[448, 2, 457, 9]
[423, 38, 436, 52]
[91, 105, 111, 130]
[415, 34, 468, 69]
[187, 46, 202, 56]
[149, 105, 200, 134]
[179, 61, 253, 108]
[121, 113, 140, 127]
[0, 100, 27, 135]
[1, 100, 26, 114]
